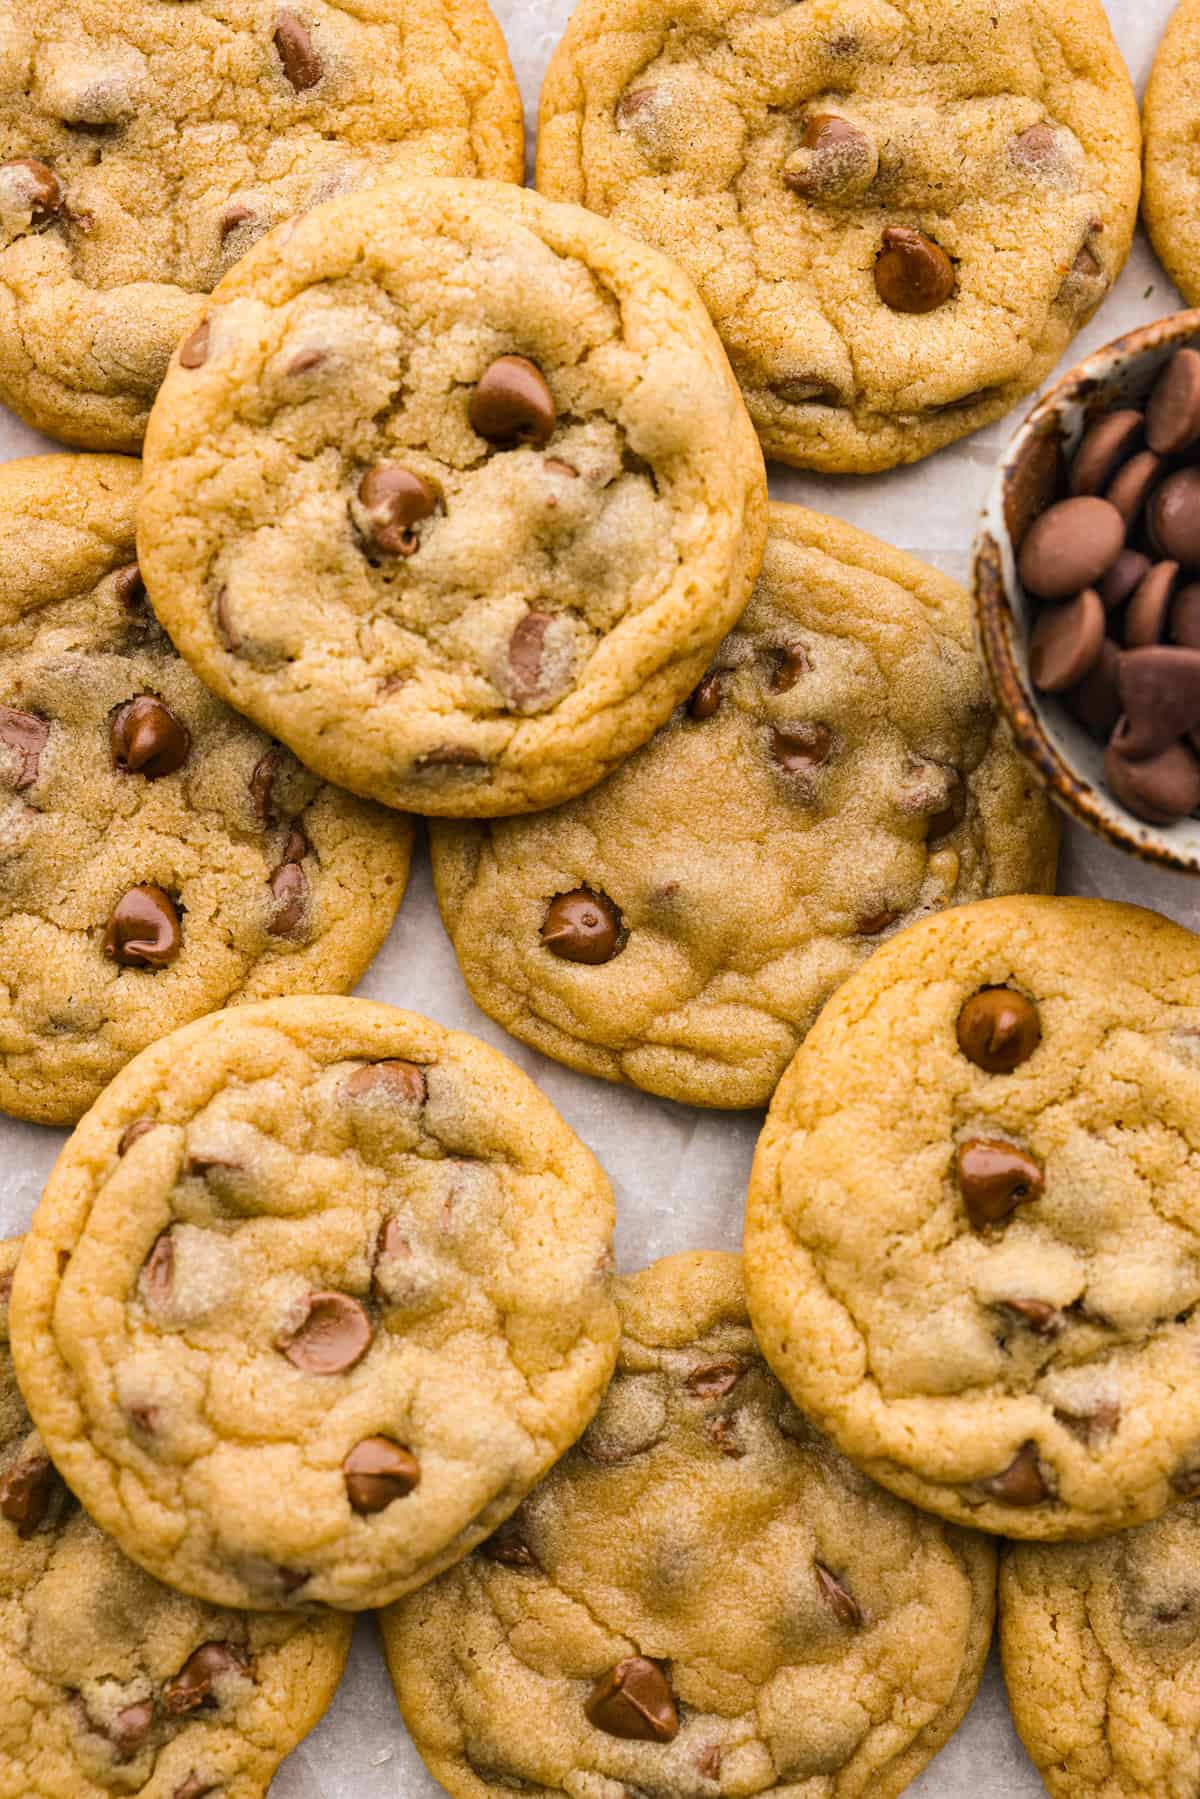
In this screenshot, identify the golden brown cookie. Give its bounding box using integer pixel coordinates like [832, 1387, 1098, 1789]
[432, 504, 1058, 1109]
[11, 996, 619, 1612]
[746, 896, 1200, 1541]
[381, 1252, 997, 1799]
[136, 176, 768, 818]
[537, 0, 1141, 472]
[0, 454, 413, 1127]
[1144, 0, 1200, 307]
[0, 0, 524, 450]
[0, 1235, 353, 1799]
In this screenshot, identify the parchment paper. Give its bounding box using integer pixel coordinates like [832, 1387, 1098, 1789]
[0, 3, 1184, 1791]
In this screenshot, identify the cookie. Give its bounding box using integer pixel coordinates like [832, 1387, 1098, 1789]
[0, 454, 412, 1128]
[10, 996, 619, 1613]
[745, 895, 1200, 1541]
[1002, 1507, 1200, 1799]
[431, 504, 1059, 1109]
[0, 0, 524, 451]
[0, 1236, 352, 1799]
[381, 1251, 996, 1799]
[136, 176, 769, 818]
[536, 0, 1141, 473]
[1144, 0, 1200, 309]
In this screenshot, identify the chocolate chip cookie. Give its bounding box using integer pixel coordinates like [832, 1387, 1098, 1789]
[0, 1235, 352, 1799]
[1002, 1507, 1200, 1797]
[136, 176, 769, 818]
[745, 895, 1200, 1541]
[381, 1251, 996, 1799]
[0, 454, 412, 1128]
[1144, 0, 1200, 310]
[431, 504, 1059, 1109]
[536, 0, 1141, 473]
[0, 0, 524, 452]
[11, 996, 619, 1612]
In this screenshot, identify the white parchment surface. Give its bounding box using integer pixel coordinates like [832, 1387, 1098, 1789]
[0, 3, 1187, 1792]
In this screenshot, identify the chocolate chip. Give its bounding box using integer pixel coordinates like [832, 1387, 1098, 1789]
[772, 376, 843, 407]
[696, 1745, 723, 1783]
[248, 745, 288, 823]
[357, 465, 438, 557]
[482, 1522, 540, 1569]
[783, 114, 876, 198]
[274, 10, 322, 90]
[111, 1701, 155, 1757]
[0, 1453, 56, 1537]
[1069, 410, 1144, 497]
[1064, 637, 1121, 741]
[956, 987, 1041, 1073]
[1171, 583, 1200, 649]
[415, 745, 486, 771]
[1149, 468, 1200, 565]
[926, 769, 966, 840]
[103, 886, 181, 969]
[178, 321, 210, 369]
[1016, 497, 1125, 601]
[1146, 348, 1200, 455]
[541, 889, 624, 965]
[769, 645, 810, 692]
[343, 1436, 420, 1513]
[874, 227, 955, 314]
[1125, 562, 1179, 649]
[469, 356, 556, 447]
[219, 201, 256, 242]
[279, 1292, 373, 1375]
[1115, 646, 1200, 756]
[506, 612, 555, 708]
[956, 1139, 1044, 1230]
[705, 1414, 744, 1458]
[1054, 1399, 1120, 1445]
[110, 695, 191, 779]
[267, 851, 308, 939]
[771, 722, 833, 773]
[214, 587, 240, 652]
[687, 672, 722, 719]
[814, 1561, 862, 1627]
[1010, 122, 1058, 171]
[995, 1297, 1062, 1336]
[1100, 549, 1151, 611]
[1005, 427, 1063, 549]
[857, 908, 900, 936]
[1104, 734, 1200, 825]
[1106, 450, 1163, 529]
[114, 563, 147, 611]
[1029, 587, 1104, 691]
[0, 706, 49, 789]
[0, 157, 63, 227]
[162, 1643, 249, 1716]
[585, 1658, 679, 1742]
[979, 1442, 1050, 1505]
[684, 1357, 746, 1400]
[173, 1779, 221, 1799]
[615, 85, 657, 127]
[344, 1059, 427, 1106]
[138, 1232, 174, 1311]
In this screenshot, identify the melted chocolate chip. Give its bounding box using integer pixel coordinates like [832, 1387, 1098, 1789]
[814, 1561, 862, 1627]
[771, 722, 833, 773]
[1054, 1399, 1120, 1446]
[280, 1292, 373, 1375]
[0, 706, 49, 789]
[0, 1453, 56, 1537]
[956, 1139, 1044, 1230]
[357, 465, 439, 557]
[267, 850, 308, 939]
[541, 888, 624, 964]
[111, 1700, 155, 1757]
[103, 886, 181, 970]
[995, 1297, 1062, 1336]
[469, 356, 556, 447]
[0, 157, 63, 226]
[138, 1231, 175, 1311]
[687, 672, 722, 719]
[705, 1414, 744, 1458]
[956, 988, 1041, 1073]
[162, 1643, 249, 1715]
[769, 645, 810, 692]
[274, 9, 322, 90]
[585, 1658, 679, 1742]
[343, 1436, 420, 1513]
[110, 696, 191, 779]
[978, 1441, 1050, 1506]
[874, 227, 955, 313]
[178, 321, 211, 369]
[506, 611, 555, 707]
[684, 1358, 746, 1400]
[482, 1522, 540, 1570]
[344, 1059, 427, 1106]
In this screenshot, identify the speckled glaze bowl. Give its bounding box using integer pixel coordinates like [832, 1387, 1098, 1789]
[975, 308, 1200, 875]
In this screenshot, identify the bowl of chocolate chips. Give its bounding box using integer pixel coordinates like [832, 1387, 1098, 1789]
[976, 309, 1200, 872]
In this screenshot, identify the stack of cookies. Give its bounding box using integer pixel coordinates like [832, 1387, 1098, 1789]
[0, 0, 1196, 1795]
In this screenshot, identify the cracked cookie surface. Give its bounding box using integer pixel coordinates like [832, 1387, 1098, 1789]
[381, 1251, 996, 1799]
[0, 454, 412, 1128]
[136, 176, 769, 818]
[431, 503, 1059, 1110]
[0, 0, 524, 451]
[745, 896, 1200, 1541]
[1143, 0, 1200, 308]
[0, 1235, 352, 1799]
[10, 996, 620, 1612]
[536, 0, 1140, 473]
[1002, 1505, 1200, 1798]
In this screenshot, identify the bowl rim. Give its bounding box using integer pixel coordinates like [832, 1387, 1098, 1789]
[973, 305, 1200, 876]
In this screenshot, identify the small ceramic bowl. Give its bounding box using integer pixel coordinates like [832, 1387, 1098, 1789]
[975, 307, 1200, 874]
